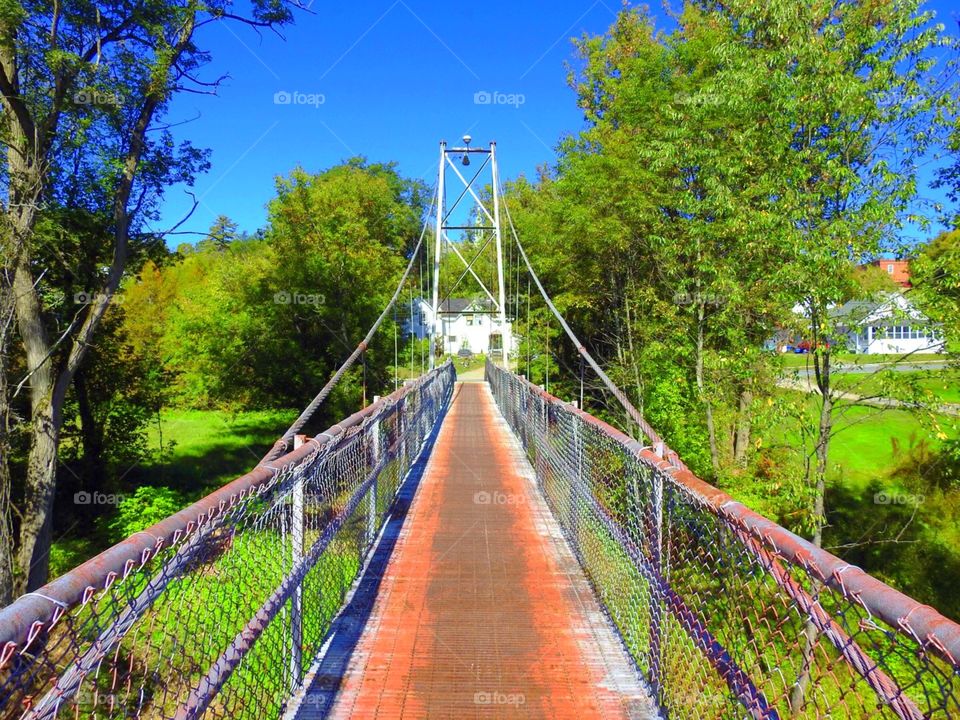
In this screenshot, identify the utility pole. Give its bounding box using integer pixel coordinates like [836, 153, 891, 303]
[490, 142, 509, 368]
[430, 141, 445, 371]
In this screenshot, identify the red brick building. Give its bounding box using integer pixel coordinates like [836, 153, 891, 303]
[861, 259, 912, 288]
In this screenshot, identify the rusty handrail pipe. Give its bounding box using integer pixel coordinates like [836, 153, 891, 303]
[0, 362, 454, 651]
[489, 360, 960, 668]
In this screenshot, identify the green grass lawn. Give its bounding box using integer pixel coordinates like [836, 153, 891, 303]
[779, 352, 947, 368]
[766, 390, 956, 492]
[448, 352, 488, 373]
[828, 405, 949, 487]
[49, 407, 297, 578]
[139, 408, 298, 493]
[832, 369, 960, 404]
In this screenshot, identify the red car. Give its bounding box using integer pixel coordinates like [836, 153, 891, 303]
[793, 339, 832, 353]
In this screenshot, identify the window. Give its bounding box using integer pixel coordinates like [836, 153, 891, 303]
[884, 325, 930, 340]
[448, 335, 456, 343]
[887, 264, 895, 274]
[466, 315, 474, 326]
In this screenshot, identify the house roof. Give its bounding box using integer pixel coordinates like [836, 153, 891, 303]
[438, 298, 493, 315]
[830, 293, 928, 326]
[829, 299, 879, 322]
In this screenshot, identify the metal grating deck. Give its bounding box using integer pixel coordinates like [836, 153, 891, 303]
[314, 381, 656, 719]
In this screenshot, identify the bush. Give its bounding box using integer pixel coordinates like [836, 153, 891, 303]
[108, 486, 186, 542]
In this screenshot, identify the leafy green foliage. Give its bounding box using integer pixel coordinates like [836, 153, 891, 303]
[913, 229, 960, 344]
[122, 159, 428, 422]
[107, 486, 186, 543]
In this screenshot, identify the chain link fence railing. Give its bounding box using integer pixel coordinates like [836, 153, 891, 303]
[0, 362, 455, 720]
[487, 360, 960, 720]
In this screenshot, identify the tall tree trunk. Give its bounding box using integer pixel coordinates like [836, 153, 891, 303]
[11, 259, 59, 595]
[733, 388, 753, 467]
[695, 300, 720, 475]
[75, 369, 105, 484]
[2, 27, 47, 597]
[789, 330, 832, 715]
[810, 345, 831, 548]
[0, 270, 15, 605]
[0, 6, 196, 598]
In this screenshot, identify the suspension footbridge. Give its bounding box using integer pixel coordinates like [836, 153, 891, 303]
[1, 142, 959, 719]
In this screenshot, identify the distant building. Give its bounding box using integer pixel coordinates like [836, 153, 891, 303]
[407, 298, 516, 356]
[830, 292, 943, 354]
[859, 259, 912, 288]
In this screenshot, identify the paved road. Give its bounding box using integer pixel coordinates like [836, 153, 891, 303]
[325, 382, 655, 719]
[455, 365, 486, 382]
[789, 360, 951, 375]
[778, 376, 959, 416]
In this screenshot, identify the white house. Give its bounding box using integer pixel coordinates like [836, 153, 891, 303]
[407, 298, 516, 357]
[831, 293, 944, 355]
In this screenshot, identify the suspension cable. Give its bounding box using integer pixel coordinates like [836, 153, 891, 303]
[261, 188, 437, 463]
[499, 189, 676, 461]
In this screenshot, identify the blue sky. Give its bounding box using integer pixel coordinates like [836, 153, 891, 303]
[155, 0, 960, 244]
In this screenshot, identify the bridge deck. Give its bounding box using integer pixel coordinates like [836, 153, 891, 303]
[321, 381, 655, 719]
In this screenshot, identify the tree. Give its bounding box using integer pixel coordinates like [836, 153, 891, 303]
[121, 159, 429, 423]
[934, 118, 960, 228]
[507, 7, 795, 477]
[852, 264, 901, 299]
[206, 214, 240, 252]
[0, 0, 297, 602]
[913, 229, 960, 344]
[680, 1, 957, 709]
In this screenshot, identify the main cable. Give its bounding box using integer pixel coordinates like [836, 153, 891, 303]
[498, 187, 681, 467]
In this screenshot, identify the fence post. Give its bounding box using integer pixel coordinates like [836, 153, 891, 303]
[290, 433, 306, 689]
[397, 396, 407, 478]
[647, 462, 664, 698]
[368, 398, 381, 549]
[570, 402, 581, 548]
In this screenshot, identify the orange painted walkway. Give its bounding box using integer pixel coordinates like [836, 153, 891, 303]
[326, 382, 654, 719]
